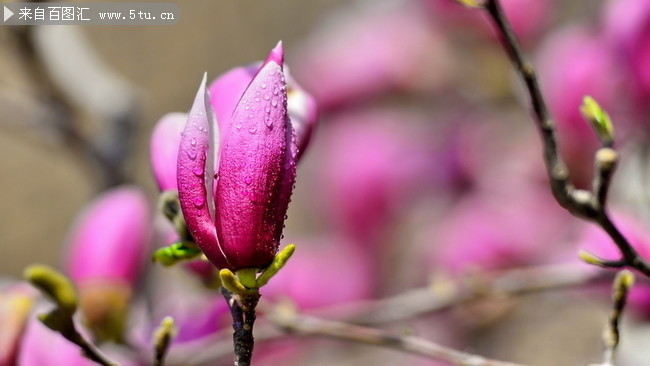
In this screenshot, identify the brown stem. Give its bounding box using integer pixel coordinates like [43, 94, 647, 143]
[221, 288, 260, 366]
[483, 0, 650, 276]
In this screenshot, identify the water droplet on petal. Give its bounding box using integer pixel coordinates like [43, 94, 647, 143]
[193, 196, 205, 207]
[249, 127, 257, 134]
[236, 124, 242, 130]
[187, 149, 197, 160]
[193, 167, 203, 176]
[190, 138, 196, 146]
[261, 83, 267, 89]
[244, 176, 252, 185]
[271, 100, 278, 107]
[263, 95, 270, 101]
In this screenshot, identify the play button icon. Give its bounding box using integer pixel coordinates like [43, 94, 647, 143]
[3, 6, 14, 22]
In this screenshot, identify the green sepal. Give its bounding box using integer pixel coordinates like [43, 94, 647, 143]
[580, 96, 614, 145]
[219, 269, 251, 296]
[453, 0, 484, 8]
[152, 242, 202, 266]
[256, 244, 295, 288]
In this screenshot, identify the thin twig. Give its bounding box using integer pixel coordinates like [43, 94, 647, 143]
[64, 326, 119, 366]
[167, 264, 600, 365]
[597, 271, 634, 366]
[352, 264, 599, 325]
[266, 304, 525, 366]
[483, 0, 650, 276]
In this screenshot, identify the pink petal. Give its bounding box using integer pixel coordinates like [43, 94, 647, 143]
[150, 112, 187, 191]
[286, 72, 318, 160]
[177, 74, 229, 269]
[210, 63, 317, 163]
[0, 285, 36, 366]
[214, 42, 297, 269]
[18, 315, 94, 366]
[65, 186, 151, 285]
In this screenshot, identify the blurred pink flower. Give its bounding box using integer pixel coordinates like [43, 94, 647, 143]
[604, 0, 650, 106]
[150, 113, 187, 191]
[177, 43, 303, 270]
[66, 185, 152, 286]
[577, 212, 650, 318]
[537, 25, 621, 185]
[261, 237, 374, 309]
[426, 188, 573, 275]
[0, 284, 36, 366]
[294, 2, 452, 110]
[17, 315, 93, 366]
[64, 185, 151, 338]
[422, 0, 553, 44]
[317, 108, 449, 250]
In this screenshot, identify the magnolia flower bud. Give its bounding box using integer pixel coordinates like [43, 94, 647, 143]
[177, 42, 313, 271]
[65, 186, 151, 340]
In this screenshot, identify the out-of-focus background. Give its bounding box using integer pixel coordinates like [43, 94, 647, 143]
[4, 0, 650, 365]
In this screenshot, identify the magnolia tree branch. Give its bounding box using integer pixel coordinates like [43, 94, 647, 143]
[167, 264, 599, 366]
[352, 264, 600, 325]
[267, 305, 526, 366]
[482, 0, 650, 276]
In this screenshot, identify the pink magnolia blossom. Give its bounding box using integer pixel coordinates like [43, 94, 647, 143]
[426, 188, 573, 276]
[0, 284, 36, 366]
[150, 57, 317, 195]
[66, 186, 152, 286]
[150, 113, 187, 191]
[177, 42, 313, 270]
[604, 0, 650, 105]
[316, 108, 452, 250]
[293, 2, 452, 110]
[422, 0, 553, 44]
[17, 315, 94, 366]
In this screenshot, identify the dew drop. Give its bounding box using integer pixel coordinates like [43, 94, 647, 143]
[187, 149, 197, 160]
[193, 196, 205, 207]
[265, 106, 271, 113]
[190, 138, 196, 146]
[263, 95, 270, 101]
[244, 176, 252, 185]
[248, 114, 254, 119]
[248, 127, 257, 134]
[193, 167, 203, 176]
[255, 97, 260, 102]
[271, 99, 278, 107]
[261, 83, 267, 89]
[273, 89, 279, 96]
[265, 118, 273, 127]
[236, 124, 242, 130]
